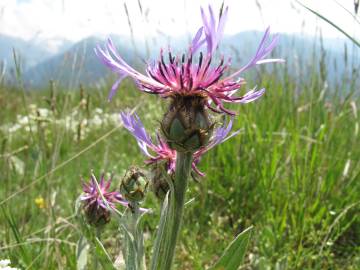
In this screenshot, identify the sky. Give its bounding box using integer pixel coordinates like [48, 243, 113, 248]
[0, 0, 359, 50]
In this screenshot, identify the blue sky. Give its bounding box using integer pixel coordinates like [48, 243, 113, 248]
[0, 0, 359, 47]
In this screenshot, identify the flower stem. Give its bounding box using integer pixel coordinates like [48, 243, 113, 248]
[163, 151, 192, 269]
[132, 204, 146, 270]
[93, 227, 101, 270]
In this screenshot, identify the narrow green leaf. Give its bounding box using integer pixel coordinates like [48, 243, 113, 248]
[93, 237, 116, 269]
[120, 221, 138, 270]
[150, 173, 177, 270]
[209, 226, 253, 270]
[1, 206, 31, 266]
[76, 236, 89, 270]
[150, 192, 172, 270]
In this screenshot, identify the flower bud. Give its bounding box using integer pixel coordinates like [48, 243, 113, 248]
[150, 163, 172, 200]
[120, 167, 148, 202]
[83, 204, 111, 227]
[161, 96, 213, 152]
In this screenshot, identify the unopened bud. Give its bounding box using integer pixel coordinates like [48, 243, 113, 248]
[150, 163, 172, 200]
[120, 167, 148, 202]
[84, 204, 111, 227]
[161, 96, 213, 152]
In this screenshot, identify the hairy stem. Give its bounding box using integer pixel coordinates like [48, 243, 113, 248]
[163, 151, 192, 269]
[150, 151, 192, 269]
[132, 204, 146, 270]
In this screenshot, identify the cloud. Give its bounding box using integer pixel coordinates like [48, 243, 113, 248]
[0, 0, 358, 44]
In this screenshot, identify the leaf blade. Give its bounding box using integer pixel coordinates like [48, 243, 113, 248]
[76, 236, 89, 270]
[209, 226, 253, 270]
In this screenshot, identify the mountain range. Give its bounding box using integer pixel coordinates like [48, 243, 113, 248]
[0, 32, 358, 89]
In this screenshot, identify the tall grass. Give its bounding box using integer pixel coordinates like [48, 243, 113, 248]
[0, 58, 359, 269]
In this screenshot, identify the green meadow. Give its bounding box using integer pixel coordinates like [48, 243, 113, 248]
[0, 51, 359, 269]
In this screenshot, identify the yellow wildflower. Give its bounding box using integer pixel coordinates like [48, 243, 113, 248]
[35, 196, 46, 209]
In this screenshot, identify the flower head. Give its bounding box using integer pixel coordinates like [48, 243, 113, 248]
[120, 111, 238, 176]
[96, 5, 283, 115]
[81, 173, 128, 226]
[81, 173, 127, 209]
[161, 96, 213, 152]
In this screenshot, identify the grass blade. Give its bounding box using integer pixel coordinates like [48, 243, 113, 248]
[296, 0, 360, 47]
[209, 226, 253, 270]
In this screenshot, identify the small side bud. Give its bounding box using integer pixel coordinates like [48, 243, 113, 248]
[120, 167, 149, 202]
[161, 96, 213, 152]
[150, 163, 172, 200]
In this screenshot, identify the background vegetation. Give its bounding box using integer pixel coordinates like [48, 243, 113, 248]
[0, 30, 359, 270]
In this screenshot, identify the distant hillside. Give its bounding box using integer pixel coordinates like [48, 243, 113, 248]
[23, 36, 140, 88]
[222, 32, 359, 86]
[0, 34, 71, 69]
[1, 32, 359, 89]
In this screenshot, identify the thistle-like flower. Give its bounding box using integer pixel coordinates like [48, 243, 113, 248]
[95, 5, 283, 115]
[81, 173, 128, 226]
[161, 95, 213, 152]
[120, 111, 238, 177]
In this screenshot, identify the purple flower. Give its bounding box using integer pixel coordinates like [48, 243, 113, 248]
[96, 5, 283, 115]
[192, 118, 239, 176]
[81, 173, 129, 210]
[120, 112, 177, 173]
[80, 173, 132, 226]
[120, 111, 238, 176]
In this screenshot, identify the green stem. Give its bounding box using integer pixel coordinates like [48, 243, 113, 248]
[163, 151, 193, 269]
[132, 204, 146, 270]
[93, 228, 101, 270]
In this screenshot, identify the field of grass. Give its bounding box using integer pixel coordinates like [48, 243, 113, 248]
[0, 58, 359, 269]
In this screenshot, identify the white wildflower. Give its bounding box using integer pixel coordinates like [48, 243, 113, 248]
[94, 108, 103, 114]
[108, 113, 119, 125]
[0, 260, 10, 267]
[24, 125, 36, 132]
[8, 124, 22, 133]
[17, 115, 30, 125]
[0, 259, 20, 270]
[90, 115, 102, 126]
[37, 108, 51, 118]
